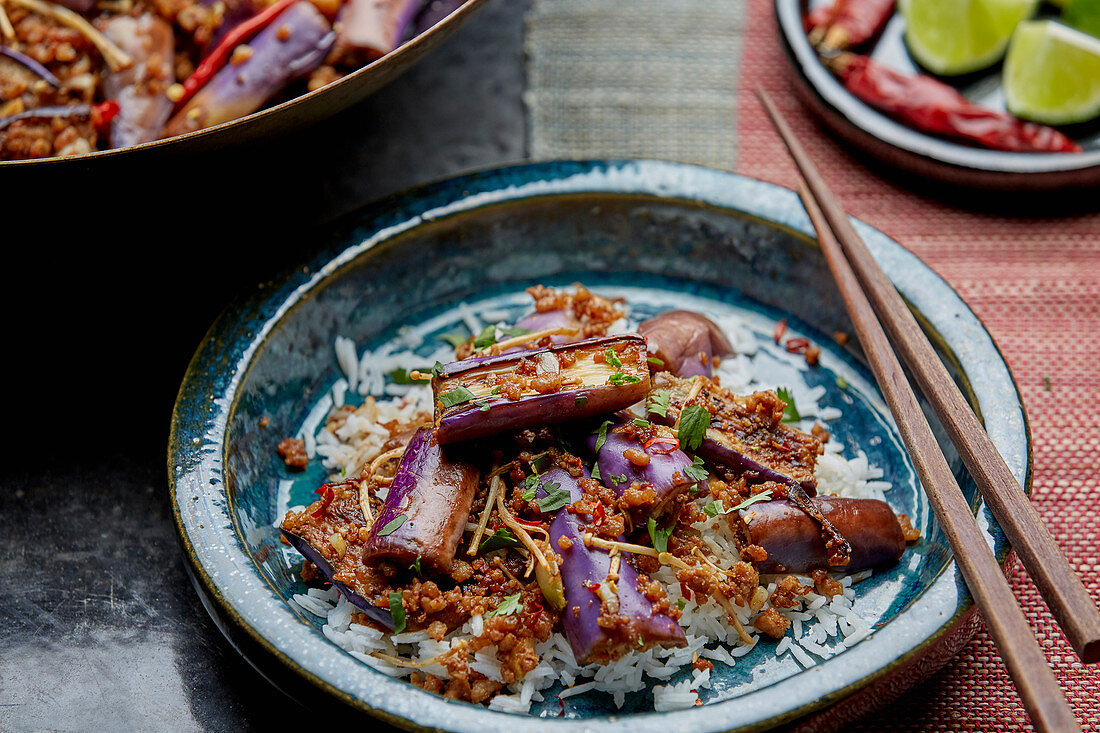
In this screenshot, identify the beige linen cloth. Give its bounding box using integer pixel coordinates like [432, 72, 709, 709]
[525, 0, 746, 170]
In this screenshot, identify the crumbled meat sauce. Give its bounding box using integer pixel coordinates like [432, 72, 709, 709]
[770, 575, 811, 609]
[527, 283, 624, 336]
[753, 608, 791, 639]
[812, 569, 844, 599]
[277, 437, 309, 470]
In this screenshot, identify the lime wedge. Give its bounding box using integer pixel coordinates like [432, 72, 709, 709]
[901, 0, 1039, 75]
[1004, 20, 1100, 125]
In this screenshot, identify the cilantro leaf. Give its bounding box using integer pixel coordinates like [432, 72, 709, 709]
[632, 418, 650, 428]
[473, 325, 498, 350]
[478, 528, 521, 553]
[647, 517, 675, 554]
[604, 347, 623, 369]
[574, 395, 588, 408]
[389, 592, 406, 633]
[499, 326, 533, 338]
[647, 356, 665, 367]
[409, 557, 422, 576]
[646, 389, 671, 418]
[731, 488, 774, 512]
[683, 455, 708, 483]
[439, 386, 477, 408]
[590, 461, 602, 482]
[537, 482, 570, 513]
[677, 405, 711, 451]
[675, 598, 686, 610]
[609, 473, 627, 485]
[702, 500, 729, 518]
[432, 361, 447, 379]
[389, 368, 431, 385]
[486, 593, 523, 617]
[377, 514, 407, 537]
[608, 372, 641, 386]
[776, 387, 801, 423]
[522, 474, 540, 502]
[593, 419, 614, 454]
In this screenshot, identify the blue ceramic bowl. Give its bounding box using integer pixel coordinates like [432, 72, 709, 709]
[169, 160, 1029, 731]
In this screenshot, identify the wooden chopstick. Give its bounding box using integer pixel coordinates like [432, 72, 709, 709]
[755, 89, 1100, 667]
[756, 90, 1082, 732]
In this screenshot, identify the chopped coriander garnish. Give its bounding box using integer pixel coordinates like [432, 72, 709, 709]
[388, 368, 431, 384]
[486, 593, 523, 617]
[647, 356, 665, 367]
[389, 592, 406, 633]
[439, 386, 477, 408]
[609, 473, 627, 485]
[675, 598, 686, 611]
[529, 453, 550, 473]
[683, 455, 708, 483]
[432, 361, 447, 379]
[632, 418, 650, 428]
[409, 557, 422, 576]
[574, 395, 589, 408]
[476, 399, 492, 412]
[473, 325, 498, 350]
[499, 326, 533, 338]
[377, 514, 407, 537]
[522, 473, 540, 502]
[491, 386, 502, 394]
[537, 482, 569, 512]
[677, 405, 710, 451]
[646, 389, 671, 418]
[604, 347, 623, 369]
[777, 387, 801, 423]
[731, 488, 774, 511]
[593, 419, 615, 454]
[590, 461, 602, 482]
[702, 499, 729, 518]
[439, 331, 467, 348]
[478, 528, 521, 553]
[647, 517, 675, 554]
[608, 372, 642, 386]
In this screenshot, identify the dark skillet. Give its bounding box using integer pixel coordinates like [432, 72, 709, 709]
[775, 0, 1100, 190]
[0, 0, 489, 170]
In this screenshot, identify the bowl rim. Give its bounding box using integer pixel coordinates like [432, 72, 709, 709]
[168, 159, 1031, 732]
[774, 0, 1100, 176]
[0, 0, 490, 169]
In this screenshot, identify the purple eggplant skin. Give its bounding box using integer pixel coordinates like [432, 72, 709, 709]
[361, 427, 479, 574]
[335, 0, 424, 58]
[101, 14, 175, 148]
[434, 335, 651, 445]
[695, 433, 816, 497]
[738, 497, 905, 574]
[281, 528, 395, 629]
[538, 467, 685, 664]
[412, 0, 467, 34]
[639, 310, 734, 379]
[163, 1, 335, 137]
[585, 421, 703, 521]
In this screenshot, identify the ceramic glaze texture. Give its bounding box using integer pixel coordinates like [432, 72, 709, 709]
[169, 160, 1028, 732]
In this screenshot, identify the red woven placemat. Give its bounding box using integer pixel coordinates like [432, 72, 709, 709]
[735, 2, 1100, 729]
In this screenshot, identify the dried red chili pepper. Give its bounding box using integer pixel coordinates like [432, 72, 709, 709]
[643, 435, 680, 455]
[311, 484, 335, 517]
[172, 0, 297, 109]
[91, 100, 120, 129]
[785, 337, 811, 354]
[830, 53, 1081, 153]
[807, 0, 895, 49]
[591, 503, 606, 527]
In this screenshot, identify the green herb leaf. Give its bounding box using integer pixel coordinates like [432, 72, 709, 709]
[388, 368, 431, 384]
[486, 593, 523, 617]
[604, 347, 623, 369]
[478, 528, 521, 553]
[593, 419, 615, 454]
[389, 592, 406, 633]
[499, 326, 533, 338]
[590, 461, 602, 482]
[491, 386, 502, 394]
[537, 481, 569, 513]
[776, 387, 801, 423]
[439, 386, 477, 408]
[646, 389, 671, 418]
[377, 514, 407, 537]
[522, 474, 540, 502]
[439, 331, 468, 348]
[731, 488, 774, 512]
[574, 395, 589, 408]
[409, 557, 422, 576]
[432, 361, 447, 379]
[608, 473, 627, 485]
[476, 399, 492, 412]
[608, 372, 642, 386]
[632, 418, 650, 428]
[675, 598, 686, 611]
[683, 455, 708, 483]
[473, 325, 498, 350]
[677, 405, 711, 451]
[647, 517, 675, 554]
[702, 500, 728, 518]
[647, 356, 665, 367]
[529, 453, 550, 473]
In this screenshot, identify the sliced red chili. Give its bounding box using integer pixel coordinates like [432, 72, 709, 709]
[91, 100, 120, 129]
[643, 435, 680, 455]
[311, 485, 334, 517]
[785, 337, 810, 354]
[514, 516, 543, 528]
[773, 318, 787, 344]
[591, 503, 606, 527]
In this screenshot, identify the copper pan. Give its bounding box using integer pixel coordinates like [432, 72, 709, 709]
[0, 0, 491, 170]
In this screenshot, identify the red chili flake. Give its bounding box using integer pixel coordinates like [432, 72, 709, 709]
[557, 698, 565, 717]
[91, 99, 120, 129]
[311, 485, 334, 517]
[773, 440, 792, 453]
[527, 600, 544, 620]
[680, 581, 692, 601]
[643, 436, 679, 455]
[773, 318, 787, 344]
[785, 337, 810, 354]
[514, 516, 542, 528]
[592, 503, 606, 526]
[585, 581, 601, 594]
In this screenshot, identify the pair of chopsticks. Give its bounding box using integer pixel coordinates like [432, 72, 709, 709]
[757, 90, 1099, 733]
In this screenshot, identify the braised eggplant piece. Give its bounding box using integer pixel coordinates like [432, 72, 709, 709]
[537, 467, 686, 664]
[638, 310, 734, 378]
[335, 0, 425, 59]
[585, 419, 704, 522]
[362, 427, 479, 573]
[735, 497, 906, 574]
[432, 335, 651, 444]
[163, 1, 334, 137]
[101, 14, 175, 148]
